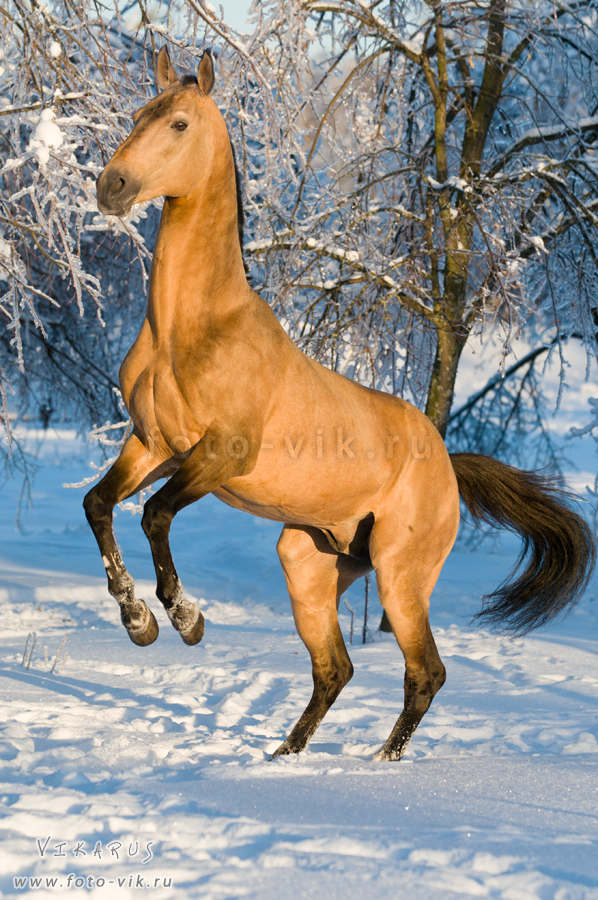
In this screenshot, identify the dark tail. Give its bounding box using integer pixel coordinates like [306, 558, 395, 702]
[450, 452, 595, 633]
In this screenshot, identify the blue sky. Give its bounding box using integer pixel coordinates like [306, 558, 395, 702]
[217, 0, 252, 30]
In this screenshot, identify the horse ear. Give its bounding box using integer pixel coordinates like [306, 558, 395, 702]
[156, 46, 179, 92]
[197, 49, 215, 95]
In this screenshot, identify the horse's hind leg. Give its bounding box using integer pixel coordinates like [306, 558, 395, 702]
[272, 524, 368, 758]
[83, 433, 166, 646]
[370, 518, 454, 761]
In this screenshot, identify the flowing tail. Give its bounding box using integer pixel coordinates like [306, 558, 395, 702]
[450, 453, 595, 633]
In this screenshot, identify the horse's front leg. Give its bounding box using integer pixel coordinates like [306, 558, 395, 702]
[83, 433, 169, 646]
[141, 436, 247, 645]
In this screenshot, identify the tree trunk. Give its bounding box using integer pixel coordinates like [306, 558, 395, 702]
[424, 325, 468, 439]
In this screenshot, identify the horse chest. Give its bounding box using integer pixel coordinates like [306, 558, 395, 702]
[122, 356, 207, 457]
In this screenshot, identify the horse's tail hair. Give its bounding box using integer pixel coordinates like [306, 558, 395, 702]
[450, 452, 595, 633]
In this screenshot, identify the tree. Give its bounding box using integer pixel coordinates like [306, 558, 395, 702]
[243, 0, 598, 437]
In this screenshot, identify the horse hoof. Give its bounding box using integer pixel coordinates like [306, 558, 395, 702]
[270, 741, 298, 759]
[179, 610, 205, 646]
[372, 745, 402, 762]
[127, 608, 159, 646]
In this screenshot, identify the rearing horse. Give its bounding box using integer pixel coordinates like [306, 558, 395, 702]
[85, 47, 594, 761]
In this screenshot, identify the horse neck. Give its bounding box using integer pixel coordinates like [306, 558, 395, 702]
[147, 158, 247, 341]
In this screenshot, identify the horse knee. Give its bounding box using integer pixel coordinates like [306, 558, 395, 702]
[141, 498, 172, 541]
[83, 486, 108, 526]
[276, 526, 320, 571]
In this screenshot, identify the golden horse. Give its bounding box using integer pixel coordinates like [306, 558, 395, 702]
[84, 47, 594, 760]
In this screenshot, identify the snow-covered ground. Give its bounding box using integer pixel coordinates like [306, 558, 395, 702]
[1, 342, 597, 899]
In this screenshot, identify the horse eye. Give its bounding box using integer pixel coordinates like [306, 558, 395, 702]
[172, 121, 188, 132]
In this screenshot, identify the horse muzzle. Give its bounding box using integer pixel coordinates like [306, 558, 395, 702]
[96, 165, 143, 217]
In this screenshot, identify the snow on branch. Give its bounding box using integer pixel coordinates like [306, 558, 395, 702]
[305, 0, 428, 63]
[245, 232, 434, 319]
[487, 116, 598, 178]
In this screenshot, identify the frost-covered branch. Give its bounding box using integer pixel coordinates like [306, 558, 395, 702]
[487, 116, 598, 179]
[246, 232, 434, 319]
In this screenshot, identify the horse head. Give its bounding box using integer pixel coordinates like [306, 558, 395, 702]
[96, 47, 224, 216]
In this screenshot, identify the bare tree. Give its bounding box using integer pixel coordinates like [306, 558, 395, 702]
[243, 0, 598, 436]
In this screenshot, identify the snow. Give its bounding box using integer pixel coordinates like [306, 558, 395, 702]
[506, 115, 598, 154]
[0, 345, 597, 898]
[447, 175, 472, 193]
[30, 108, 63, 167]
[400, 37, 424, 56]
[245, 233, 362, 266]
[0, 155, 32, 175]
[529, 235, 548, 254]
[49, 41, 62, 59]
[52, 91, 86, 102]
[304, 237, 359, 263]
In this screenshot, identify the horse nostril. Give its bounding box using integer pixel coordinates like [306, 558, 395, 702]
[109, 176, 126, 196]
[96, 168, 141, 215]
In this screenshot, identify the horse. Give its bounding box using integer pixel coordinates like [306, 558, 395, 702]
[84, 46, 595, 761]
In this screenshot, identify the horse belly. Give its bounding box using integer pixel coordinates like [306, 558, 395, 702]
[211, 399, 446, 531]
[213, 449, 391, 527]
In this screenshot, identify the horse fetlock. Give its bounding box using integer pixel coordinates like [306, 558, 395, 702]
[371, 672, 435, 762]
[372, 744, 405, 762]
[373, 719, 418, 762]
[119, 596, 148, 626]
[270, 740, 298, 759]
[110, 570, 135, 600]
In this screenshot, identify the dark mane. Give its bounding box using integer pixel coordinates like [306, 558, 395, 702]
[229, 140, 245, 258]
